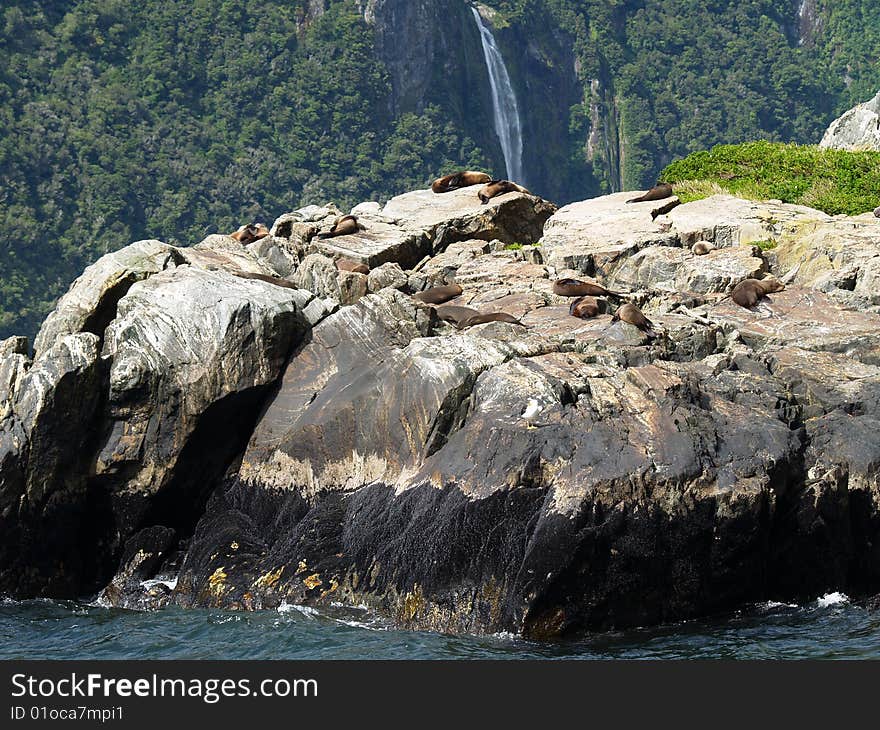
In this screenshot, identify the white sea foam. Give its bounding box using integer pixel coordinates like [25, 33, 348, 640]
[140, 576, 178, 591]
[277, 602, 320, 618]
[488, 631, 519, 641]
[332, 617, 388, 632]
[756, 600, 799, 611]
[816, 591, 849, 608]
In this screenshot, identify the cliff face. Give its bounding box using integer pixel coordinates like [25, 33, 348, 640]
[360, 0, 591, 202]
[3, 180, 880, 635]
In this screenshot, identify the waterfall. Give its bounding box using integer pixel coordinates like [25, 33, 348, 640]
[470, 5, 524, 185]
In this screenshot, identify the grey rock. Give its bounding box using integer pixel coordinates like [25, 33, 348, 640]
[34, 240, 182, 355]
[819, 90, 880, 151]
[97, 266, 311, 508]
[367, 262, 408, 293]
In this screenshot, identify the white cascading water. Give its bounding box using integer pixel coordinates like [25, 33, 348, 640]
[470, 5, 524, 184]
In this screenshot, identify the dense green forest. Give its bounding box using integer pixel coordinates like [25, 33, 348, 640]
[2, 0, 880, 339]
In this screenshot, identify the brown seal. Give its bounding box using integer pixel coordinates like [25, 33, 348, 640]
[552, 278, 624, 298]
[317, 215, 360, 239]
[626, 182, 673, 204]
[651, 198, 680, 220]
[431, 171, 492, 193]
[434, 304, 481, 328]
[569, 296, 601, 319]
[691, 242, 716, 256]
[232, 271, 298, 289]
[478, 180, 531, 204]
[413, 284, 463, 305]
[230, 223, 270, 245]
[730, 277, 785, 308]
[460, 312, 526, 328]
[612, 302, 657, 337]
[335, 258, 369, 274]
[874, 206, 880, 218]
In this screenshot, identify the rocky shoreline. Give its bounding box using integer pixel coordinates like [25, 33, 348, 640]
[2, 183, 879, 637]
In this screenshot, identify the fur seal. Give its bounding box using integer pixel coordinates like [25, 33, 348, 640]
[478, 180, 531, 204]
[651, 198, 680, 220]
[730, 277, 785, 308]
[413, 284, 463, 305]
[317, 215, 360, 239]
[232, 271, 298, 289]
[335, 257, 369, 274]
[626, 182, 673, 204]
[431, 171, 492, 193]
[691, 242, 716, 256]
[230, 223, 270, 245]
[874, 206, 880, 218]
[461, 312, 526, 328]
[612, 302, 657, 337]
[553, 278, 624, 298]
[569, 296, 601, 319]
[434, 304, 481, 328]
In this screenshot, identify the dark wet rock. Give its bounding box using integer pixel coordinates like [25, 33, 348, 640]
[0, 333, 108, 596]
[98, 525, 177, 609]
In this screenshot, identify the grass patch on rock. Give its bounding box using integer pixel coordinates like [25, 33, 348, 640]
[661, 141, 880, 215]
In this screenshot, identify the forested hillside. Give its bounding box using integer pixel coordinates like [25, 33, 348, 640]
[2, 0, 880, 339]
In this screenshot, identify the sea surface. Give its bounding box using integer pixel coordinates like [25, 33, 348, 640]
[2, 592, 878, 660]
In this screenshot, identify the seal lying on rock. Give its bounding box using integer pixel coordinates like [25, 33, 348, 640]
[434, 304, 480, 328]
[317, 215, 360, 239]
[431, 171, 492, 193]
[651, 198, 680, 220]
[569, 296, 601, 319]
[414, 284, 463, 305]
[230, 223, 270, 245]
[478, 180, 531, 204]
[626, 182, 673, 204]
[460, 312, 526, 328]
[553, 278, 624, 298]
[730, 277, 785, 308]
[335, 257, 369, 274]
[692, 242, 716, 256]
[612, 302, 658, 337]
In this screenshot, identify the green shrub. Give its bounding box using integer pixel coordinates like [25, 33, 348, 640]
[661, 141, 880, 215]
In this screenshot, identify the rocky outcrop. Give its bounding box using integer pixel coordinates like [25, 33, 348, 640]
[0, 184, 554, 600]
[171, 191, 879, 635]
[819, 91, 880, 151]
[3, 183, 880, 637]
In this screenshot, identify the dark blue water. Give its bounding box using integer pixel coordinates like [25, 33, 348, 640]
[2, 593, 878, 659]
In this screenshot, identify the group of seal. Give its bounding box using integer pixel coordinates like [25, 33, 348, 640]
[413, 283, 525, 329]
[552, 275, 657, 337]
[623, 182, 789, 311]
[430, 169, 531, 205]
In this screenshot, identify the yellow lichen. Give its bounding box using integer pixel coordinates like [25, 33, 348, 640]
[254, 566, 284, 590]
[319, 578, 339, 599]
[208, 566, 228, 598]
[303, 573, 322, 590]
[295, 560, 308, 575]
[230, 541, 239, 550]
[401, 584, 425, 622]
